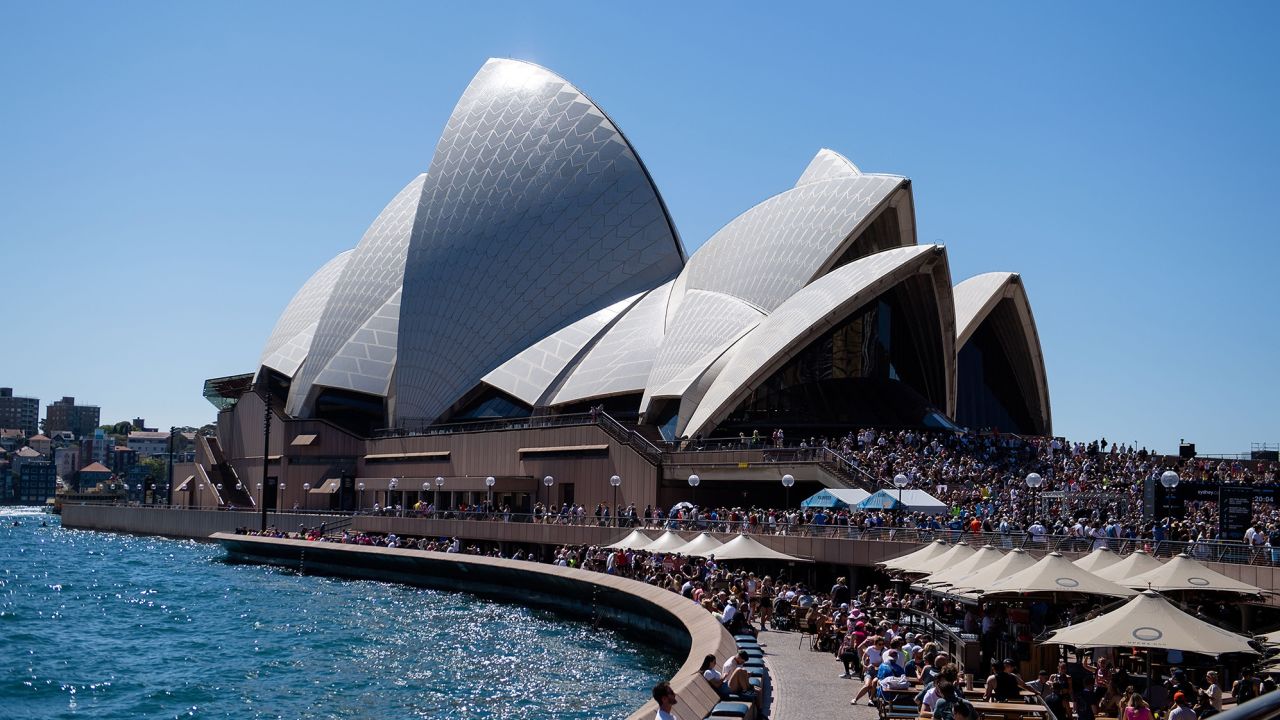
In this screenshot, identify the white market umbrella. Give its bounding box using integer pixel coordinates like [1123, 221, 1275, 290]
[1045, 590, 1258, 656]
[896, 541, 975, 576]
[922, 545, 1005, 588]
[949, 548, 1038, 595]
[983, 552, 1137, 599]
[605, 529, 655, 550]
[714, 534, 812, 563]
[1125, 553, 1265, 595]
[642, 531, 690, 553]
[879, 539, 950, 572]
[669, 532, 724, 558]
[1073, 547, 1120, 574]
[1093, 549, 1163, 583]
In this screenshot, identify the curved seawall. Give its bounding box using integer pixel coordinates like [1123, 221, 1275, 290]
[213, 533, 735, 720]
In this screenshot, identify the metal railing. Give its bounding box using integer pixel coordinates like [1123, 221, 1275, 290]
[372, 412, 599, 438]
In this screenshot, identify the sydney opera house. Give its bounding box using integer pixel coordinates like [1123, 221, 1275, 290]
[193, 59, 1051, 514]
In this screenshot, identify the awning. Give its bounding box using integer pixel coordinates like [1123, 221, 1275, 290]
[517, 444, 608, 455]
[1092, 549, 1163, 582]
[713, 534, 812, 562]
[983, 552, 1137, 599]
[1045, 590, 1258, 655]
[363, 451, 451, 460]
[669, 532, 724, 557]
[309, 478, 340, 494]
[605, 530, 656, 550]
[291, 434, 319, 447]
[1125, 553, 1264, 595]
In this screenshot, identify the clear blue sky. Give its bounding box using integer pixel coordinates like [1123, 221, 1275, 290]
[1, 3, 1276, 453]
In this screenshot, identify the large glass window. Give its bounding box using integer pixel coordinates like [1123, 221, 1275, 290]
[955, 299, 1039, 434]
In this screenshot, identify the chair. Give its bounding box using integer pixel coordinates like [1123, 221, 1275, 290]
[795, 615, 814, 649]
[708, 700, 751, 718]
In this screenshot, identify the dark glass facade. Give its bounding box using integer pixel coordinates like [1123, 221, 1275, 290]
[955, 299, 1039, 434]
[716, 274, 948, 435]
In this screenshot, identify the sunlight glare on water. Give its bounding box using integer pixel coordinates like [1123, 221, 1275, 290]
[0, 507, 676, 719]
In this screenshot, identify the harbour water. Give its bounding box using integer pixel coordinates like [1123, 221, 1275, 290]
[0, 507, 677, 719]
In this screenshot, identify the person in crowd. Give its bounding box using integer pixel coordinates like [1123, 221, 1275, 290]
[699, 653, 754, 701]
[1027, 669, 1053, 695]
[1043, 681, 1073, 720]
[1169, 692, 1197, 720]
[985, 658, 1034, 702]
[932, 681, 974, 720]
[1124, 691, 1152, 720]
[652, 681, 680, 720]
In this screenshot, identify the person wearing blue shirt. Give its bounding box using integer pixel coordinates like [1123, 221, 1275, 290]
[876, 649, 907, 700]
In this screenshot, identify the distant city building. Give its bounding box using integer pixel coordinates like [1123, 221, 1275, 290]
[12, 446, 42, 477]
[17, 459, 57, 504]
[78, 462, 113, 489]
[110, 446, 138, 474]
[54, 446, 80, 483]
[0, 428, 23, 452]
[0, 388, 40, 436]
[0, 459, 12, 501]
[49, 430, 75, 444]
[79, 428, 112, 468]
[27, 434, 51, 456]
[45, 396, 100, 438]
[131, 418, 157, 432]
[127, 431, 171, 457]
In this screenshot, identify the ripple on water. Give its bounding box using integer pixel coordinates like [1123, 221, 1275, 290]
[0, 507, 676, 719]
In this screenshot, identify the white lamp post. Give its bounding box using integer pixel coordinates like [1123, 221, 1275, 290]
[485, 475, 496, 511]
[357, 481, 365, 512]
[542, 475, 555, 509]
[1026, 471, 1044, 520]
[389, 477, 399, 513]
[434, 476, 445, 517]
[893, 473, 909, 512]
[1160, 470, 1180, 489]
[609, 474, 622, 526]
[687, 473, 700, 508]
[421, 480, 430, 510]
[781, 473, 795, 509]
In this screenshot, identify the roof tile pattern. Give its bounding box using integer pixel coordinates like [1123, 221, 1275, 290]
[259, 250, 353, 378]
[683, 245, 945, 436]
[646, 173, 904, 412]
[551, 281, 674, 405]
[393, 59, 684, 423]
[311, 289, 402, 397]
[287, 174, 427, 414]
[482, 292, 641, 405]
[794, 148, 861, 186]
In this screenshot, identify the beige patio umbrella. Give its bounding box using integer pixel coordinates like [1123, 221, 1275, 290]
[921, 545, 1005, 588]
[1125, 553, 1264, 595]
[1072, 547, 1120, 573]
[605, 529, 655, 550]
[713, 534, 812, 562]
[642, 531, 691, 553]
[893, 541, 975, 576]
[669, 532, 724, 557]
[1093, 549, 1162, 583]
[1045, 590, 1258, 656]
[983, 552, 1137, 599]
[948, 548, 1038, 595]
[879, 539, 950, 572]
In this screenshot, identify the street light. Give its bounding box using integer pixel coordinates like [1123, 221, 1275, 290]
[434, 476, 445, 517]
[1025, 472, 1044, 520]
[687, 473, 700, 508]
[216, 483, 224, 507]
[357, 481, 366, 512]
[543, 475, 555, 509]
[1160, 470, 1180, 489]
[485, 476, 496, 512]
[389, 477, 399, 514]
[781, 473, 795, 510]
[279, 482, 287, 510]
[609, 474, 622, 526]
[893, 473, 909, 511]
[196, 483, 204, 509]
[421, 480, 429, 511]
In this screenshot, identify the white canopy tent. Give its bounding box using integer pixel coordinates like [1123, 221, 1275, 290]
[714, 534, 812, 562]
[1093, 549, 1163, 583]
[983, 552, 1137, 599]
[642, 531, 691, 553]
[1072, 547, 1120, 574]
[1125, 553, 1265, 595]
[948, 548, 1038, 596]
[605, 529, 655, 550]
[904, 541, 976, 576]
[1045, 590, 1258, 656]
[879, 539, 950, 572]
[921, 545, 1005, 588]
[670, 532, 724, 557]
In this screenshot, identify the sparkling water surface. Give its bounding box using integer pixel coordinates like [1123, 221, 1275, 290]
[0, 507, 676, 719]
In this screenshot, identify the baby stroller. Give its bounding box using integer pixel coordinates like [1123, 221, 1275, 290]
[771, 597, 795, 631]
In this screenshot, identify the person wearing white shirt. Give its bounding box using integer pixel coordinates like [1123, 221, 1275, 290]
[721, 600, 738, 626]
[723, 650, 748, 678]
[652, 681, 680, 720]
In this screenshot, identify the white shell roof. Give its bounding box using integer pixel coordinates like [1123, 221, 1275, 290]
[952, 271, 1052, 434]
[551, 281, 674, 405]
[795, 148, 861, 186]
[392, 59, 685, 424]
[286, 173, 427, 415]
[259, 249, 353, 378]
[682, 245, 952, 437]
[482, 292, 642, 406]
[645, 169, 906, 413]
[311, 289, 402, 397]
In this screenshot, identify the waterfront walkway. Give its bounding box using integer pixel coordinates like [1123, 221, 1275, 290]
[760, 628, 878, 720]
